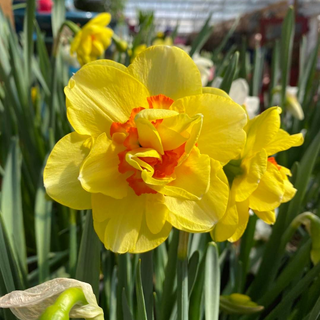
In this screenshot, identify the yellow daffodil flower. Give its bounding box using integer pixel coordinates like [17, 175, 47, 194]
[70, 13, 114, 66]
[211, 107, 304, 242]
[44, 46, 247, 253]
[128, 44, 147, 62]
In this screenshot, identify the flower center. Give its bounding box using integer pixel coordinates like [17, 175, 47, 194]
[110, 94, 187, 196]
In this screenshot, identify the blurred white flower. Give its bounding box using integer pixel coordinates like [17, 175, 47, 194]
[0, 278, 103, 320]
[272, 86, 304, 120]
[212, 78, 260, 119]
[177, 45, 214, 86]
[254, 219, 272, 241]
[285, 86, 305, 120]
[61, 43, 80, 69]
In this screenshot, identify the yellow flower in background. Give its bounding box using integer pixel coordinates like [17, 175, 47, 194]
[70, 13, 113, 66]
[211, 107, 304, 242]
[152, 36, 173, 46]
[44, 46, 247, 253]
[129, 44, 147, 62]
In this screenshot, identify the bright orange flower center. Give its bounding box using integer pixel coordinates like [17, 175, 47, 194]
[268, 157, 281, 170]
[110, 94, 186, 196]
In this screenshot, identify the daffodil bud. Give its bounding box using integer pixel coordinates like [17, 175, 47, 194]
[112, 34, 128, 52]
[291, 212, 320, 264]
[0, 278, 104, 320]
[220, 293, 264, 315]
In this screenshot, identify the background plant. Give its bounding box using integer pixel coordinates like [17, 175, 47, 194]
[0, 3, 320, 320]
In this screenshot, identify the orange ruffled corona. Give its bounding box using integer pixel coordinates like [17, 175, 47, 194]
[44, 46, 248, 253]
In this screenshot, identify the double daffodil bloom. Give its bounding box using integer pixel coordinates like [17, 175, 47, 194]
[211, 107, 304, 242]
[44, 46, 247, 253]
[70, 13, 113, 66]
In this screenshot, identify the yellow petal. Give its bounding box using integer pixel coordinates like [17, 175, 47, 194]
[65, 64, 150, 137]
[264, 129, 304, 156]
[70, 31, 82, 54]
[91, 40, 105, 57]
[77, 35, 92, 57]
[202, 87, 232, 100]
[210, 188, 238, 242]
[94, 27, 114, 48]
[151, 147, 210, 200]
[171, 94, 247, 165]
[85, 13, 111, 28]
[281, 174, 297, 203]
[145, 194, 168, 234]
[128, 46, 202, 100]
[79, 133, 128, 199]
[244, 107, 281, 157]
[166, 159, 229, 232]
[249, 162, 284, 212]
[228, 199, 250, 242]
[92, 191, 171, 253]
[135, 117, 164, 155]
[254, 210, 276, 224]
[233, 149, 268, 202]
[82, 59, 128, 73]
[44, 132, 92, 210]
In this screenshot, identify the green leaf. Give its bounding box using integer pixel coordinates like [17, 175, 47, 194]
[250, 45, 264, 97]
[122, 288, 134, 320]
[264, 262, 320, 320]
[140, 251, 153, 320]
[268, 40, 280, 108]
[205, 242, 220, 320]
[160, 229, 179, 320]
[212, 17, 239, 60]
[188, 250, 199, 298]
[68, 209, 77, 278]
[0, 213, 16, 293]
[35, 159, 52, 283]
[220, 52, 239, 93]
[51, 0, 66, 38]
[110, 266, 117, 320]
[177, 233, 189, 320]
[298, 39, 319, 104]
[23, 0, 36, 89]
[238, 215, 257, 292]
[286, 129, 320, 224]
[308, 294, 320, 320]
[189, 256, 205, 320]
[258, 239, 311, 308]
[189, 13, 213, 57]
[136, 259, 148, 320]
[280, 6, 295, 109]
[1, 138, 26, 274]
[75, 210, 101, 298]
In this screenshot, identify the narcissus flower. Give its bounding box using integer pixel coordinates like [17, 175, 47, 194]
[70, 13, 113, 66]
[44, 46, 247, 253]
[211, 107, 304, 242]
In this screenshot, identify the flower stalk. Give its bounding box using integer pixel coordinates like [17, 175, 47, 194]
[177, 231, 189, 320]
[39, 287, 88, 320]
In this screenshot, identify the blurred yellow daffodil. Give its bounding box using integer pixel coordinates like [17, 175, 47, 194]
[128, 44, 147, 62]
[220, 293, 263, 315]
[70, 13, 114, 66]
[44, 46, 247, 253]
[211, 107, 304, 242]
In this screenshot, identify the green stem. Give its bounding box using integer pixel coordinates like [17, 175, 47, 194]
[39, 287, 88, 320]
[177, 231, 189, 320]
[69, 209, 77, 278]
